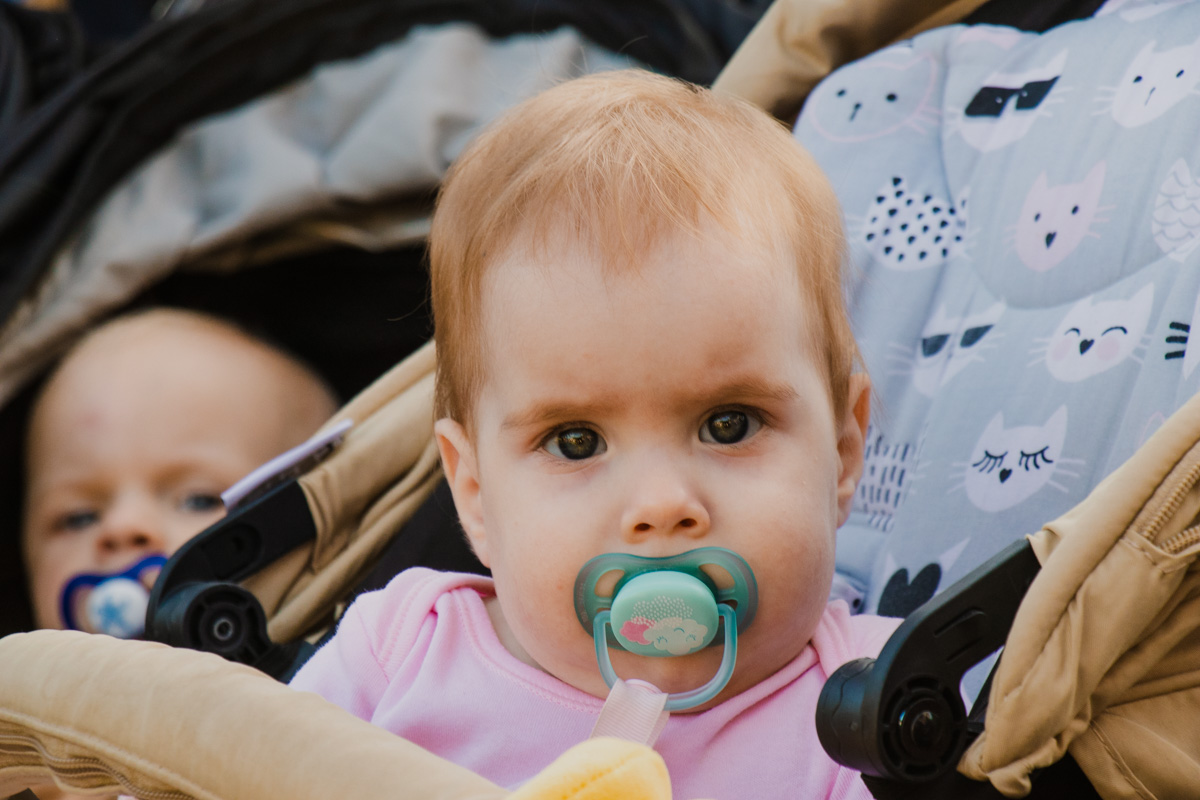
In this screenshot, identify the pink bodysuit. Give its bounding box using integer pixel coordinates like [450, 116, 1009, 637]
[290, 568, 900, 799]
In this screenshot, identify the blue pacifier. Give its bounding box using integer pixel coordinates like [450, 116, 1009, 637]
[59, 554, 167, 638]
[573, 547, 757, 711]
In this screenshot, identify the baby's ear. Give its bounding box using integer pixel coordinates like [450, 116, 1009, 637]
[835, 374, 871, 528]
[434, 418, 490, 566]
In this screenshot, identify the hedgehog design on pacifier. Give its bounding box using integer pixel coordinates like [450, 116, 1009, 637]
[573, 547, 757, 711]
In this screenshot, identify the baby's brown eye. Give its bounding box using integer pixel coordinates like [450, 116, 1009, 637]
[700, 411, 758, 445]
[546, 428, 605, 460]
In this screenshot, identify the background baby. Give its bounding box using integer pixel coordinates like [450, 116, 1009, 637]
[293, 70, 897, 798]
[21, 307, 337, 635]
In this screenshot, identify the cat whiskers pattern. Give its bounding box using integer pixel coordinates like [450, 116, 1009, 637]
[886, 302, 1006, 396]
[948, 407, 1083, 512]
[1029, 284, 1154, 381]
[1093, 36, 1200, 127]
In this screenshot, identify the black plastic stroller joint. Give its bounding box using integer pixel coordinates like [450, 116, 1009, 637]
[816, 539, 1041, 784]
[145, 479, 317, 680]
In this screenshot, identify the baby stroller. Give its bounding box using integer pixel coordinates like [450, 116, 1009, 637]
[2, 0, 1200, 798]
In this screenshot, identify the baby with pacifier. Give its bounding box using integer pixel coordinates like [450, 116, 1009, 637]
[21, 307, 337, 638]
[290, 69, 899, 799]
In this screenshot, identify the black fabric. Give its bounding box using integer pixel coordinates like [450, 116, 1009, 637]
[354, 480, 487, 598]
[69, 0, 158, 45]
[862, 754, 1103, 799]
[0, 0, 725, 335]
[0, 379, 38, 638]
[962, 0, 1107, 32]
[0, 4, 89, 136]
[130, 243, 436, 403]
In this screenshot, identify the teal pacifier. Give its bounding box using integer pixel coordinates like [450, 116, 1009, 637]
[573, 547, 757, 711]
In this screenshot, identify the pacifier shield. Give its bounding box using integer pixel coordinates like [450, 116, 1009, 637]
[60, 554, 166, 637]
[610, 572, 718, 657]
[85, 577, 150, 638]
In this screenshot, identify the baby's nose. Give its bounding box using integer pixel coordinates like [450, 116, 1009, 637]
[98, 495, 165, 555]
[620, 467, 710, 541]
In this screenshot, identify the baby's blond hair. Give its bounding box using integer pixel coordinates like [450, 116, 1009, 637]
[431, 69, 859, 429]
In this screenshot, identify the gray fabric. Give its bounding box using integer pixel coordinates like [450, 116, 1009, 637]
[0, 23, 634, 406]
[793, 1, 1200, 642]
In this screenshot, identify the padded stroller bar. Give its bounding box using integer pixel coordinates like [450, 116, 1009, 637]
[816, 538, 1040, 783]
[0, 629, 676, 800]
[0, 629, 509, 800]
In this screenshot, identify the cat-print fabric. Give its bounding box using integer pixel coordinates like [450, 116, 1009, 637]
[794, 0, 1200, 625]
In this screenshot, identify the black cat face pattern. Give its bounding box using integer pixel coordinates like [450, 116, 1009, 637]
[877, 540, 968, 618]
[860, 176, 969, 270]
[954, 50, 1068, 152]
[887, 302, 1005, 397]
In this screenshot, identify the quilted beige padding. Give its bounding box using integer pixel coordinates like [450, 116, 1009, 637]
[712, 0, 989, 125]
[0, 630, 506, 800]
[959, 391, 1200, 799]
[0, 631, 674, 800]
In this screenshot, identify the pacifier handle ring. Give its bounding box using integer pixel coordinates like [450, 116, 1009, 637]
[594, 604, 738, 712]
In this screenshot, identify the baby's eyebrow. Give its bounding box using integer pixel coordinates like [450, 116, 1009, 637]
[701, 378, 800, 405]
[501, 400, 616, 431]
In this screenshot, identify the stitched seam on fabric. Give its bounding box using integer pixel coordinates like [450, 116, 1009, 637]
[0, 720, 200, 800]
[1090, 722, 1153, 800]
[378, 570, 441, 679]
[1120, 536, 1187, 578]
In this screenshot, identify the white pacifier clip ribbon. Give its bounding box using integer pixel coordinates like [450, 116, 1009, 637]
[590, 678, 670, 747]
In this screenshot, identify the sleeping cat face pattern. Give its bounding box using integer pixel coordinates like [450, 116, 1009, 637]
[954, 406, 1079, 514]
[795, 4, 1200, 615]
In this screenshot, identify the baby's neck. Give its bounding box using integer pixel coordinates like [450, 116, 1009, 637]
[484, 595, 543, 672]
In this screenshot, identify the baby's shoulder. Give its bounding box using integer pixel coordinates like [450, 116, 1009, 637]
[812, 601, 902, 669]
[344, 567, 495, 660]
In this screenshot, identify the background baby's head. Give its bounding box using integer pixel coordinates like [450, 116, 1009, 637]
[430, 68, 861, 435]
[21, 308, 338, 631]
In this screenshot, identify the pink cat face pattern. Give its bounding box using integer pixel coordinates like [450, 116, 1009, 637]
[805, 48, 940, 143]
[1011, 162, 1109, 273]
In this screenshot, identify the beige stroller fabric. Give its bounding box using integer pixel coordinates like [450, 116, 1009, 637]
[0, 630, 671, 800]
[959, 388, 1200, 799]
[244, 340, 443, 644]
[711, 0, 988, 125]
